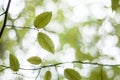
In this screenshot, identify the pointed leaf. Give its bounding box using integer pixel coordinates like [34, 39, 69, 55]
[37, 32, 54, 53]
[44, 71, 52, 80]
[27, 56, 42, 65]
[9, 53, 20, 71]
[34, 12, 52, 28]
[111, 0, 119, 11]
[64, 68, 81, 80]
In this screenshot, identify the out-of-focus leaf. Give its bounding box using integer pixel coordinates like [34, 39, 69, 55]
[59, 27, 79, 49]
[44, 71, 52, 80]
[102, 70, 108, 80]
[27, 56, 41, 65]
[0, 66, 4, 72]
[111, 0, 119, 11]
[89, 66, 109, 80]
[9, 53, 20, 71]
[34, 12, 52, 28]
[57, 9, 65, 22]
[64, 68, 81, 80]
[37, 32, 54, 53]
[112, 66, 120, 76]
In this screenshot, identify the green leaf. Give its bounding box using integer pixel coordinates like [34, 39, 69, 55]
[44, 71, 52, 80]
[34, 12, 52, 28]
[111, 0, 119, 11]
[9, 53, 20, 71]
[27, 56, 42, 65]
[64, 68, 81, 80]
[0, 66, 4, 72]
[37, 32, 54, 53]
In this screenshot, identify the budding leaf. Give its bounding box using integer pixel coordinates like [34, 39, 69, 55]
[64, 68, 81, 80]
[44, 71, 52, 80]
[9, 53, 20, 71]
[34, 12, 52, 28]
[37, 32, 54, 53]
[27, 56, 41, 65]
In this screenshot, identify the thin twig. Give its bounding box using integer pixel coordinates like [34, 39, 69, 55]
[13, 73, 35, 78]
[6, 25, 39, 31]
[0, 67, 9, 72]
[19, 61, 120, 71]
[1, 60, 120, 72]
[0, 65, 9, 67]
[0, 0, 11, 38]
[6, 25, 57, 33]
[35, 69, 41, 80]
[55, 66, 60, 80]
[71, 60, 120, 66]
[0, 12, 5, 16]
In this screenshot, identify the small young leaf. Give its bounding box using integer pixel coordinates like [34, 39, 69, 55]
[64, 68, 81, 80]
[34, 12, 52, 28]
[27, 56, 41, 65]
[111, 0, 119, 11]
[9, 53, 20, 71]
[37, 32, 54, 53]
[44, 71, 52, 80]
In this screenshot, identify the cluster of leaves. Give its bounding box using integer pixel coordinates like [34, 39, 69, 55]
[8, 12, 82, 80]
[10, 53, 82, 80]
[1, 0, 120, 80]
[34, 12, 54, 54]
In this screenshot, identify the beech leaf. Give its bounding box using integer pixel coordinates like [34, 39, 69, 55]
[27, 56, 41, 65]
[34, 12, 52, 28]
[37, 32, 54, 53]
[44, 71, 52, 80]
[64, 68, 81, 80]
[9, 53, 20, 71]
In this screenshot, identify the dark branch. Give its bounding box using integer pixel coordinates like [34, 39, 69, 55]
[0, 0, 11, 38]
[1, 60, 120, 72]
[0, 60, 120, 80]
[19, 60, 120, 70]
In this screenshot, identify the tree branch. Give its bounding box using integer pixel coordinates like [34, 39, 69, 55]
[19, 60, 120, 71]
[0, 0, 11, 38]
[0, 60, 120, 79]
[1, 60, 120, 71]
[6, 25, 57, 33]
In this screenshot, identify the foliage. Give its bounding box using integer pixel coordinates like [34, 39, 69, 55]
[64, 68, 81, 80]
[0, 0, 120, 80]
[34, 12, 52, 28]
[111, 0, 119, 11]
[37, 32, 54, 53]
[27, 56, 42, 65]
[9, 53, 20, 71]
[44, 71, 52, 80]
